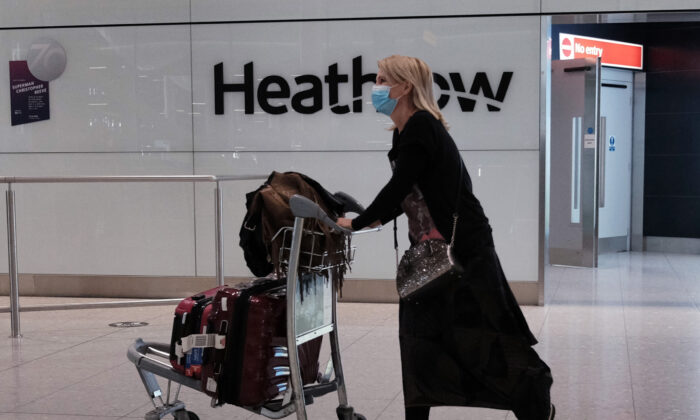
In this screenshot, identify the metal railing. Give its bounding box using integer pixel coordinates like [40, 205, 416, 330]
[1, 174, 267, 338]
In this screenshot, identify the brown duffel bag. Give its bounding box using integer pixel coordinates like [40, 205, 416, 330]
[240, 171, 349, 286]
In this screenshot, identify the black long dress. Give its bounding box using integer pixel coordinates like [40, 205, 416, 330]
[352, 111, 552, 419]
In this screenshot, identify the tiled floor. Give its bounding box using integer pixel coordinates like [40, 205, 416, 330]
[1, 251, 699, 420]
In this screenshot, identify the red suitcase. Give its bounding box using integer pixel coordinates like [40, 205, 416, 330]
[200, 278, 323, 407]
[169, 286, 220, 378]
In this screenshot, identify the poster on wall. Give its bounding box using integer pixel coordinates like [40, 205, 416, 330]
[9, 60, 50, 126]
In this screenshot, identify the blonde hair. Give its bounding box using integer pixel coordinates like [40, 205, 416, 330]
[378, 55, 449, 130]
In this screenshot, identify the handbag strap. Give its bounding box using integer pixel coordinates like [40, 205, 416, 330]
[449, 161, 464, 248]
[393, 218, 399, 269]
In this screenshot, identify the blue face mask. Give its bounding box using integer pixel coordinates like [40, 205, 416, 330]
[372, 85, 398, 116]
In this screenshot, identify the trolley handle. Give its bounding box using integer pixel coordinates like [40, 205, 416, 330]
[290, 194, 352, 234]
[333, 191, 383, 235]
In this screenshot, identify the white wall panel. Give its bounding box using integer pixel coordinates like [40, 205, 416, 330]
[463, 150, 539, 282]
[0, 12, 541, 286]
[542, 0, 700, 13]
[191, 0, 539, 22]
[194, 150, 538, 283]
[0, 1, 190, 28]
[0, 153, 196, 276]
[192, 16, 540, 152]
[0, 25, 192, 153]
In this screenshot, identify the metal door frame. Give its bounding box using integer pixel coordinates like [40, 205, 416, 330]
[547, 57, 601, 270]
[598, 68, 635, 253]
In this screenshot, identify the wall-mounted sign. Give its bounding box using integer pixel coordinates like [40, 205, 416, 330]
[214, 56, 514, 116]
[192, 17, 541, 152]
[7, 38, 65, 126]
[27, 37, 67, 82]
[9, 60, 50, 126]
[214, 56, 513, 115]
[559, 33, 643, 70]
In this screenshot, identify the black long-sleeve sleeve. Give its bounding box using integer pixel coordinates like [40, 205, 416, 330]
[352, 141, 430, 230]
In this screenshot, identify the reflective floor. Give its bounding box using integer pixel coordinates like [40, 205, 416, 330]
[0, 251, 699, 420]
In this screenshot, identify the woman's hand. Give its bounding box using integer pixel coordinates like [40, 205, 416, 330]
[336, 217, 354, 230]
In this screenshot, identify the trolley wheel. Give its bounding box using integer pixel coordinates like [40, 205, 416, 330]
[173, 410, 199, 420]
[336, 405, 365, 420]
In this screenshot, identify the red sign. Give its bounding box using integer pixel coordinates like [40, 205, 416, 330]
[559, 33, 643, 70]
[561, 37, 573, 59]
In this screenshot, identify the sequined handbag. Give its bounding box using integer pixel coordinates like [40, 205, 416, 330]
[396, 235, 462, 299]
[394, 162, 465, 300]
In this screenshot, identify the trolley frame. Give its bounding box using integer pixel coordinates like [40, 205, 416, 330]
[127, 194, 378, 420]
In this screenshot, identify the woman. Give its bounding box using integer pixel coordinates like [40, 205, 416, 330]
[337, 55, 554, 420]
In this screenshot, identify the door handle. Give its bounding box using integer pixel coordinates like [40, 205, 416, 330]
[564, 66, 592, 72]
[599, 116, 606, 208]
[571, 116, 582, 224]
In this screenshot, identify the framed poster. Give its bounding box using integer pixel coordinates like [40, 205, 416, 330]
[9, 60, 50, 126]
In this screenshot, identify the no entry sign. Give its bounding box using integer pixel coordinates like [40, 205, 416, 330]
[559, 33, 643, 70]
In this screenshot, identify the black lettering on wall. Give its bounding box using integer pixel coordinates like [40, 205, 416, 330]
[449, 72, 476, 112]
[352, 56, 376, 113]
[291, 75, 323, 114]
[257, 75, 290, 115]
[215, 62, 254, 115]
[213, 57, 513, 115]
[433, 72, 450, 109]
[469, 72, 513, 111]
[325, 63, 350, 114]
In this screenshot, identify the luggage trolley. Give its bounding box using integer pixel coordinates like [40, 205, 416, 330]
[128, 194, 376, 420]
